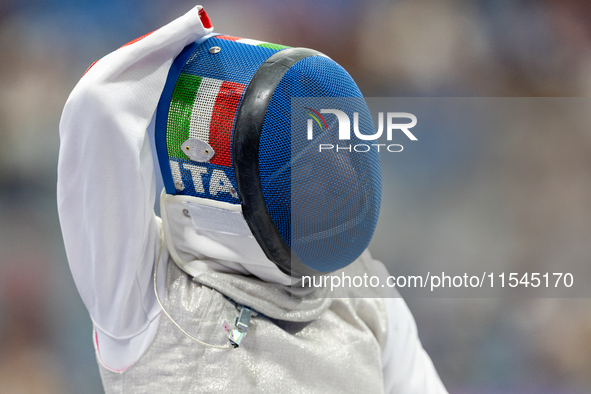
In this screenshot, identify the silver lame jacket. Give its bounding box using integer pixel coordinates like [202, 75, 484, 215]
[96, 254, 389, 393]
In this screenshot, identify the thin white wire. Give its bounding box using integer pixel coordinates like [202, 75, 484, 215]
[153, 225, 233, 350]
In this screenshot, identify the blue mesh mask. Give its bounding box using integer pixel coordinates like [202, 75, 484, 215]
[155, 34, 381, 276]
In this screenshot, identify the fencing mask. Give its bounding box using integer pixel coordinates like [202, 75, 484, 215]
[155, 33, 381, 277]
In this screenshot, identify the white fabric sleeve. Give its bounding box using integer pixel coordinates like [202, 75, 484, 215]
[364, 253, 447, 392]
[57, 6, 212, 370]
[382, 297, 448, 394]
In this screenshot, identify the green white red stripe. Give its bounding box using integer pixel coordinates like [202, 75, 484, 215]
[168, 75, 245, 167]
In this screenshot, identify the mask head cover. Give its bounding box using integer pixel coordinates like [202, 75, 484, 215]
[156, 34, 381, 277]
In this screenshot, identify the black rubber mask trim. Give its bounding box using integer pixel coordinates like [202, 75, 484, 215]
[233, 48, 323, 278]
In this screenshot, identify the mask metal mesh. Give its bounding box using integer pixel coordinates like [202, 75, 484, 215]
[158, 36, 380, 273]
[259, 56, 382, 272]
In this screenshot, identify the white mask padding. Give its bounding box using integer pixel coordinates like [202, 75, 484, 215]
[160, 190, 292, 286]
[186, 201, 253, 237]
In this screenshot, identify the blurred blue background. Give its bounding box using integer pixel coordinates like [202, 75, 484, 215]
[1, 0, 591, 393]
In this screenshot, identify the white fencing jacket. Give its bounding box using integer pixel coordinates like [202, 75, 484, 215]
[57, 6, 447, 393]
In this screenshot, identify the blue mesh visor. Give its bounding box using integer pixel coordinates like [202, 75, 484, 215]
[260, 57, 382, 273]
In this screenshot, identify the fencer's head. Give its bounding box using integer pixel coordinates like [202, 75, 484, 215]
[155, 34, 381, 276]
